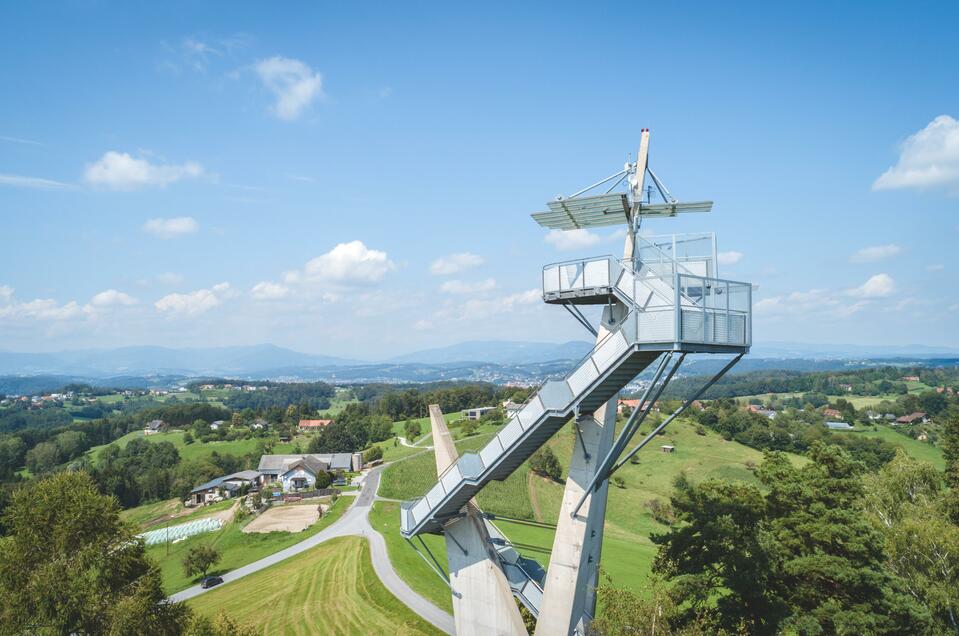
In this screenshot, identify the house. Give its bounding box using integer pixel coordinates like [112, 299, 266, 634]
[463, 407, 495, 421]
[896, 412, 929, 425]
[618, 398, 658, 414]
[690, 400, 706, 411]
[825, 421, 854, 431]
[257, 453, 360, 491]
[823, 408, 842, 420]
[298, 419, 334, 431]
[252, 418, 269, 430]
[144, 419, 165, 436]
[187, 470, 261, 506]
[210, 420, 225, 431]
[661, 445, 675, 453]
[865, 410, 881, 421]
[502, 400, 523, 418]
[756, 409, 777, 420]
[903, 375, 920, 382]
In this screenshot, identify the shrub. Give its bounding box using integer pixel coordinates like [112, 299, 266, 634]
[529, 446, 562, 481]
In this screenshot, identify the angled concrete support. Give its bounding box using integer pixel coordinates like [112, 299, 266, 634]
[429, 405, 528, 636]
[534, 305, 626, 635]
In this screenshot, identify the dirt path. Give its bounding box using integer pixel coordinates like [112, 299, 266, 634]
[527, 471, 544, 523]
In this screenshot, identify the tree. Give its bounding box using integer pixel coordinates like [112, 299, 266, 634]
[404, 420, 421, 442]
[364, 445, 383, 463]
[460, 419, 479, 437]
[529, 446, 561, 481]
[0, 471, 190, 634]
[314, 470, 332, 489]
[182, 544, 221, 580]
[651, 444, 929, 635]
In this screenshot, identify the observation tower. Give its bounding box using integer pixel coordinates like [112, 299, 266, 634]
[400, 130, 753, 635]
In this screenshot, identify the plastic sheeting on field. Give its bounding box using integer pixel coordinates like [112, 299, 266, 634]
[138, 517, 222, 546]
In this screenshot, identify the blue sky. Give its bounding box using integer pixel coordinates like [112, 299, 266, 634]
[1, 1, 957, 358]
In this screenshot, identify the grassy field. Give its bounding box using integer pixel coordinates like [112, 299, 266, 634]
[855, 425, 945, 470]
[151, 495, 353, 593]
[375, 416, 807, 608]
[85, 429, 300, 464]
[188, 535, 441, 636]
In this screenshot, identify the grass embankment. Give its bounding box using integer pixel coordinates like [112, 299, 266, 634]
[376, 417, 808, 607]
[856, 425, 945, 470]
[188, 535, 441, 636]
[151, 495, 353, 593]
[122, 497, 234, 529]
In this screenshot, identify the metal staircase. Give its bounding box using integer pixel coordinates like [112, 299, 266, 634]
[400, 250, 751, 538]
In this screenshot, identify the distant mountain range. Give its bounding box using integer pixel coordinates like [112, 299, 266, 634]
[0, 340, 956, 381]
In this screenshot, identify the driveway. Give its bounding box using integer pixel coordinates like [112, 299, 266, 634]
[167, 466, 454, 635]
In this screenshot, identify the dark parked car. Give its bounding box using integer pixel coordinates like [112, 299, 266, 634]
[200, 576, 223, 589]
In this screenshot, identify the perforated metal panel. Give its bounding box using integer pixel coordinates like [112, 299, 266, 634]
[567, 358, 599, 395]
[637, 310, 676, 342]
[480, 437, 504, 468]
[425, 482, 446, 509]
[498, 418, 524, 449]
[518, 397, 544, 429]
[592, 330, 629, 371]
[441, 463, 462, 493]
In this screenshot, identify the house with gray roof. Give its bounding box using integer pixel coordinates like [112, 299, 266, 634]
[187, 469, 263, 506]
[258, 454, 354, 492]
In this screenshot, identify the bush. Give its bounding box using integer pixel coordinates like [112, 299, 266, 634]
[314, 471, 332, 489]
[404, 420, 421, 442]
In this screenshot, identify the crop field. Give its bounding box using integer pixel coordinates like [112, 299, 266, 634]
[188, 535, 441, 636]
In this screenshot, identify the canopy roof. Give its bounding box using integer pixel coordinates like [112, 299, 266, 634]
[531, 193, 712, 230]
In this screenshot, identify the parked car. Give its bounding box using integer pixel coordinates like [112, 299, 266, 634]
[200, 576, 223, 589]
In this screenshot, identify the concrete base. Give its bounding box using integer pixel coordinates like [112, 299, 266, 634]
[429, 405, 528, 636]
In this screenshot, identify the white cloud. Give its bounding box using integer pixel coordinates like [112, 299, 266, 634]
[255, 56, 323, 121]
[0, 286, 88, 321]
[926, 264, 945, 272]
[0, 173, 73, 190]
[718, 251, 743, 266]
[84, 151, 203, 190]
[90, 289, 137, 307]
[250, 281, 290, 300]
[873, 115, 959, 191]
[143, 217, 199, 239]
[155, 282, 232, 315]
[301, 241, 395, 285]
[850, 244, 902, 263]
[413, 319, 432, 330]
[457, 289, 540, 320]
[156, 272, 185, 285]
[544, 229, 602, 251]
[430, 252, 484, 275]
[848, 273, 896, 298]
[440, 278, 497, 295]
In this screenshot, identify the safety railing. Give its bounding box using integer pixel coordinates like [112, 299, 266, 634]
[542, 255, 619, 296]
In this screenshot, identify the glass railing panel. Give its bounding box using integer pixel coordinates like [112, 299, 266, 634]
[543, 266, 561, 293]
[458, 453, 485, 479]
[559, 263, 585, 291]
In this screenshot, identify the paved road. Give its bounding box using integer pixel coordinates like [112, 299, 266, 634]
[168, 466, 454, 634]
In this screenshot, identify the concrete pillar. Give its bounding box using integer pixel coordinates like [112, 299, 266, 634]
[429, 405, 528, 636]
[534, 305, 626, 635]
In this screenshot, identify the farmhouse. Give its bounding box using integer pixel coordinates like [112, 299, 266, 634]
[463, 407, 495, 420]
[298, 419, 334, 431]
[144, 419, 165, 436]
[822, 408, 842, 420]
[187, 470, 261, 507]
[252, 417, 269, 430]
[617, 398, 659, 414]
[210, 420, 225, 431]
[896, 412, 929, 425]
[257, 453, 360, 491]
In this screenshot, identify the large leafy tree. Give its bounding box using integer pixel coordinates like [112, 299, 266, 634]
[0, 471, 190, 635]
[651, 443, 930, 634]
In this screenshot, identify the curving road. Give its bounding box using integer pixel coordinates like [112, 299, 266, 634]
[168, 466, 454, 635]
